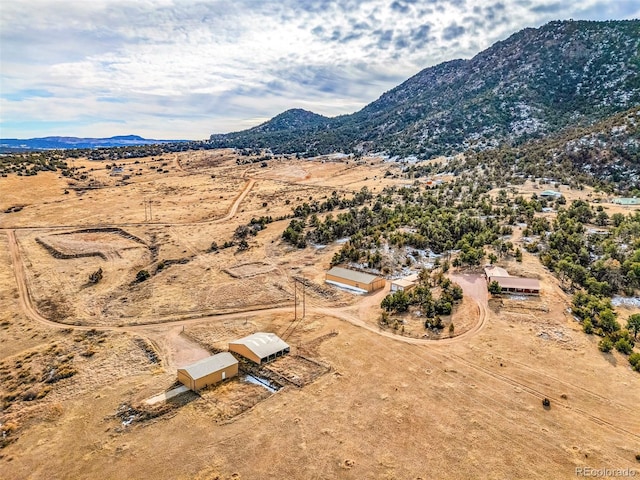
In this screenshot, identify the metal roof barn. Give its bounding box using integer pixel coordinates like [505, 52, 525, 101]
[612, 197, 640, 205]
[177, 352, 238, 391]
[325, 267, 386, 293]
[539, 190, 562, 198]
[229, 332, 290, 364]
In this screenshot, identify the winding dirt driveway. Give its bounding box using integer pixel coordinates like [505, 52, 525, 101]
[9, 231, 638, 443]
[6, 227, 488, 348]
[213, 179, 255, 224]
[3, 168, 488, 366]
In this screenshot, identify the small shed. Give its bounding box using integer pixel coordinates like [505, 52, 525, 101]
[391, 273, 419, 292]
[325, 266, 386, 293]
[177, 352, 238, 391]
[612, 197, 640, 206]
[484, 265, 509, 279]
[229, 332, 290, 365]
[539, 190, 562, 199]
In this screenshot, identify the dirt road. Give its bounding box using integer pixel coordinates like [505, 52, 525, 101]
[213, 178, 256, 223]
[6, 229, 639, 463]
[1, 175, 256, 232]
[448, 272, 490, 341]
[6, 228, 487, 348]
[6, 229, 65, 330]
[146, 326, 212, 368]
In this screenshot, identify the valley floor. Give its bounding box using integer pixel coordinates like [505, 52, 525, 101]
[1, 150, 638, 479]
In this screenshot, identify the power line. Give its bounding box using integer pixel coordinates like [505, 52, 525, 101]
[282, 276, 307, 340]
[143, 198, 153, 222]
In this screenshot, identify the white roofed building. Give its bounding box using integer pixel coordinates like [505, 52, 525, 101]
[229, 332, 290, 364]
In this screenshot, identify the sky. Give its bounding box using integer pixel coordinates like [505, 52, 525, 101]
[1, 0, 639, 140]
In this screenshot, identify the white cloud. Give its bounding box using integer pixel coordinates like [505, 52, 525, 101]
[1, 0, 638, 139]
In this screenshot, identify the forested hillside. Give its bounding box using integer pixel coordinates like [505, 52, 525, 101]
[209, 20, 640, 162]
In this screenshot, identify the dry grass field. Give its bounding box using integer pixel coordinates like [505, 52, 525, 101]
[1, 150, 638, 479]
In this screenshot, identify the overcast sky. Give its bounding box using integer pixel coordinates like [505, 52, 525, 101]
[1, 0, 639, 140]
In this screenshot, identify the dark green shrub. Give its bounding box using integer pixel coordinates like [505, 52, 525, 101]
[615, 338, 633, 355]
[136, 270, 150, 283]
[598, 337, 613, 353]
[628, 352, 640, 372]
[488, 281, 502, 294]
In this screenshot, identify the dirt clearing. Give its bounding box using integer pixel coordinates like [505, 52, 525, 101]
[1, 151, 638, 479]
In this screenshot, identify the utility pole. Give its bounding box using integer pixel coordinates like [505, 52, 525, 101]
[144, 198, 154, 222]
[292, 277, 306, 320]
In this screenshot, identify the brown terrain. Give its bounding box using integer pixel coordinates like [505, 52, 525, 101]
[0, 150, 638, 479]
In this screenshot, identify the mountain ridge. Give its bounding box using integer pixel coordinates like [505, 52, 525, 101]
[209, 19, 640, 159]
[0, 135, 187, 151]
[249, 109, 331, 133]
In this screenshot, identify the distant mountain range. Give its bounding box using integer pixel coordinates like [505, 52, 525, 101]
[0, 135, 187, 152]
[209, 20, 640, 160]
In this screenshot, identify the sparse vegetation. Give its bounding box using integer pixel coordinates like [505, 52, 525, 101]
[629, 353, 640, 372]
[598, 337, 613, 353]
[135, 270, 151, 283]
[381, 290, 410, 314]
[3, 18, 640, 479]
[0, 152, 72, 177]
[379, 272, 463, 335]
[0, 331, 109, 446]
[615, 338, 634, 355]
[88, 267, 103, 284]
[488, 281, 502, 295]
[627, 314, 640, 339]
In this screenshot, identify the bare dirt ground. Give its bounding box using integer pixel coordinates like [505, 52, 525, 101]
[1, 151, 638, 479]
[151, 326, 212, 368]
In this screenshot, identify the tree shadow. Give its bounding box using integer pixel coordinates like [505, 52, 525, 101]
[601, 351, 617, 367]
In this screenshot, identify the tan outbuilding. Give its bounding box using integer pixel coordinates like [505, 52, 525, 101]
[391, 273, 419, 292]
[483, 265, 509, 278]
[484, 266, 540, 295]
[488, 276, 541, 294]
[229, 332, 290, 365]
[325, 266, 386, 293]
[177, 352, 238, 391]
